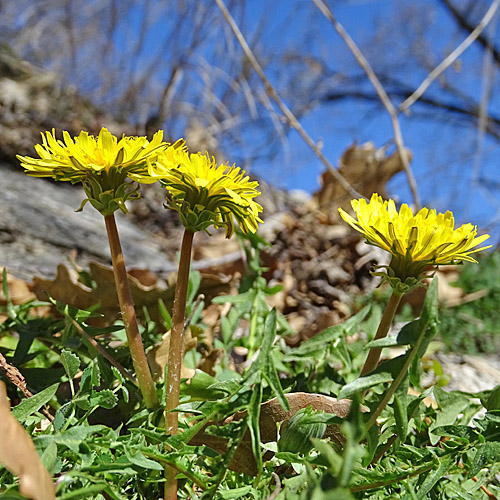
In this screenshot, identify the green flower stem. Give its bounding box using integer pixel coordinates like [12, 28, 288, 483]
[104, 214, 158, 409]
[164, 229, 194, 500]
[360, 290, 402, 377]
[364, 327, 425, 434]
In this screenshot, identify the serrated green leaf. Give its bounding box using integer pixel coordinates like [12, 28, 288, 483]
[61, 349, 80, 379]
[365, 337, 402, 349]
[432, 424, 479, 442]
[263, 352, 289, 411]
[207, 378, 241, 395]
[244, 308, 278, 379]
[89, 389, 118, 409]
[394, 377, 409, 448]
[36, 425, 107, 453]
[247, 382, 263, 474]
[414, 455, 455, 499]
[125, 450, 163, 470]
[120, 385, 129, 403]
[111, 366, 125, 385]
[40, 441, 58, 474]
[470, 442, 500, 476]
[58, 484, 107, 500]
[79, 363, 100, 395]
[338, 372, 393, 399]
[180, 370, 224, 401]
[420, 277, 439, 327]
[429, 388, 470, 444]
[218, 486, 253, 499]
[444, 482, 482, 500]
[12, 382, 59, 422]
[286, 306, 370, 358]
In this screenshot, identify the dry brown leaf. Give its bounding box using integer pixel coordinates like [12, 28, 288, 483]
[197, 348, 224, 376]
[33, 262, 173, 324]
[0, 382, 55, 500]
[148, 326, 198, 381]
[33, 263, 233, 325]
[192, 304, 227, 376]
[408, 387, 438, 409]
[0, 267, 35, 306]
[0, 268, 43, 322]
[190, 392, 368, 475]
[33, 264, 94, 311]
[314, 141, 410, 222]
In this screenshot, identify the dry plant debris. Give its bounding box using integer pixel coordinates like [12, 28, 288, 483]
[190, 393, 368, 475]
[0, 382, 55, 500]
[32, 262, 233, 325]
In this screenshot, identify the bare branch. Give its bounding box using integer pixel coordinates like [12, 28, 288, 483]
[401, 0, 500, 111]
[469, 9, 499, 215]
[312, 0, 420, 209]
[214, 0, 364, 201]
[439, 0, 500, 66]
[321, 89, 500, 141]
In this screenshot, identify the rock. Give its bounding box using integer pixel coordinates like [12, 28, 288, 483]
[432, 353, 500, 393]
[0, 165, 178, 280]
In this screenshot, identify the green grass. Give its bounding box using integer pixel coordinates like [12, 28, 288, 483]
[438, 251, 500, 354]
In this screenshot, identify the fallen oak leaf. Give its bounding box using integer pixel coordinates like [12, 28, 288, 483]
[0, 381, 55, 500]
[33, 263, 233, 326]
[148, 326, 198, 381]
[189, 392, 368, 475]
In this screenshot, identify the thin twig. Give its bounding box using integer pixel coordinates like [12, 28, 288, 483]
[70, 318, 137, 385]
[312, 0, 420, 209]
[439, 0, 500, 66]
[0, 352, 54, 422]
[401, 0, 500, 111]
[265, 473, 282, 500]
[184, 294, 205, 333]
[457, 460, 498, 500]
[470, 8, 499, 208]
[213, 0, 363, 201]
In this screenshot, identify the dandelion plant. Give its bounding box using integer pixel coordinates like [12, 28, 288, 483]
[17, 128, 185, 408]
[152, 149, 263, 499]
[339, 193, 491, 376]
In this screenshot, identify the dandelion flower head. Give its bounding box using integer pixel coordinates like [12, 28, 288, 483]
[17, 127, 173, 182]
[339, 193, 491, 287]
[153, 151, 263, 237]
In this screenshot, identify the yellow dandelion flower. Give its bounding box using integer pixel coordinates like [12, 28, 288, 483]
[153, 151, 263, 237]
[339, 193, 491, 290]
[17, 127, 170, 181]
[17, 128, 184, 215]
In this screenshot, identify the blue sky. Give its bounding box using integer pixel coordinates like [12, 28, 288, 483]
[4, 0, 499, 237]
[234, 0, 500, 236]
